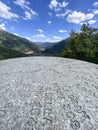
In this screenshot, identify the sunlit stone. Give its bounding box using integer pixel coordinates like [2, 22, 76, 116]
[0, 57, 98, 130]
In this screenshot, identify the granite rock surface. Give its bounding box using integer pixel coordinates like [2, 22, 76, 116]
[0, 57, 98, 130]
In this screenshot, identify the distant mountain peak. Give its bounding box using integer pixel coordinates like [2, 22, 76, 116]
[0, 30, 42, 55]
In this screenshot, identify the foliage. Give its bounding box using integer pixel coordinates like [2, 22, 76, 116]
[61, 24, 98, 64]
[0, 47, 27, 60]
[0, 30, 41, 54]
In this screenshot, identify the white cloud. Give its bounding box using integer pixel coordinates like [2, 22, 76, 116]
[53, 36, 61, 39]
[56, 9, 71, 18]
[46, 37, 62, 42]
[0, 1, 18, 20]
[46, 38, 51, 42]
[93, 2, 98, 7]
[24, 10, 38, 20]
[0, 23, 6, 30]
[93, 9, 98, 14]
[58, 30, 67, 33]
[86, 13, 94, 20]
[46, 38, 58, 42]
[37, 34, 45, 38]
[66, 11, 94, 24]
[61, 1, 68, 7]
[49, 0, 58, 9]
[14, 0, 38, 20]
[33, 34, 45, 38]
[48, 21, 52, 25]
[24, 11, 31, 20]
[13, 33, 19, 36]
[88, 20, 96, 24]
[33, 36, 62, 42]
[38, 29, 44, 33]
[49, 0, 68, 12]
[14, 0, 30, 9]
[26, 37, 31, 40]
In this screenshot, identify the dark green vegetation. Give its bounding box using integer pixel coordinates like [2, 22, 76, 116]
[61, 24, 98, 64]
[0, 29, 43, 60]
[0, 47, 27, 60]
[42, 24, 98, 64]
[0, 29, 42, 54]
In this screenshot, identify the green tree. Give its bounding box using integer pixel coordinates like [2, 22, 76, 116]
[61, 24, 98, 64]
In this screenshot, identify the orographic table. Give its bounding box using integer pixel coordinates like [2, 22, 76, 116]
[0, 57, 98, 130]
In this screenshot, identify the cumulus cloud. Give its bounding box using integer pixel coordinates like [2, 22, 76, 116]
[46, 38, 58, 42]
[24, 10, 38, 20]
[0, 23, 6, 30]
[49, 0, 68, 12]
[62, 1, 68, 7]
[66, 11, 94, 24]
[56, 9, 71, 18]
[88, 20, 96, 24]
[37, 34, 45, 38]
[58, 30, 67, 33]
[14, 0, 38, 20]
[46, 36, 62, 42]
[93, 2, 98, 7]
[14, 0, 30, 9]
[26, 37, 31, 40]
[0, 1, 18, 20]
[53, 36, 61, 39]
[13, 33, 19, 36]
[93, 9, 98, 14]
[48, 21, 52, 25]
[38, 29, 44, 33]
[49, 0, 58, 10]
[33, 34, 45, 38]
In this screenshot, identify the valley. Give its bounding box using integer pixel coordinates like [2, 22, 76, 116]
[0, 24, 98, 64]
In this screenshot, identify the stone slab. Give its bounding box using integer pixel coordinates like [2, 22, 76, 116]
[0, 57, 98, 130]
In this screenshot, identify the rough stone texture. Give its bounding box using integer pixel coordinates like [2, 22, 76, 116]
[0, 57, 98, 130]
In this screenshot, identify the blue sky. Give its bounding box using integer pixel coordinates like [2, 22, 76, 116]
[0, 0, 98, 42]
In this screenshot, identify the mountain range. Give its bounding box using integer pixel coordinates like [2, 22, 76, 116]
[35, 42, 58, 49]
[0, 30, 67, 59]
[0, 25, 98, 64]
[0, 29, 42, 55]
[42, 39, 68, 56]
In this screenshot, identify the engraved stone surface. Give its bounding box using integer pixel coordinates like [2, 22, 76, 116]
[0, 57, 98, 130]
